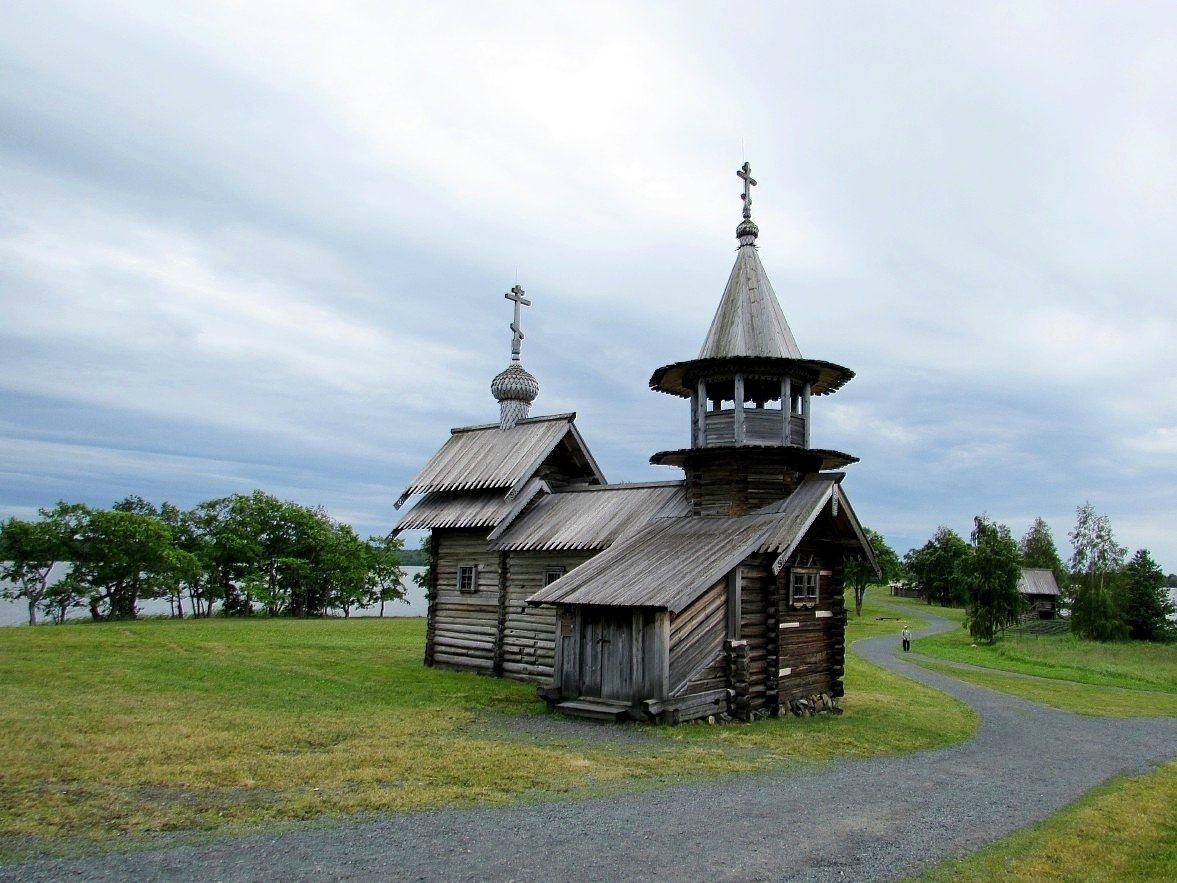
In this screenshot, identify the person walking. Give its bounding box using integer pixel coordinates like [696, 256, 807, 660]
[901, 624, 911, 652]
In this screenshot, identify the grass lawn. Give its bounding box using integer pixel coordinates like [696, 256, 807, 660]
[0, 597, 975, 857]
[913, 760, 1177, 882]
[879, 596, 1177, 716]
[915, 622, 1177, 693]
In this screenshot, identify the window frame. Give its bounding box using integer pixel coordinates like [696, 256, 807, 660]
[789, 568, 820, 608]
[542, 566, 567, 588]
[457, 564, 479, 594]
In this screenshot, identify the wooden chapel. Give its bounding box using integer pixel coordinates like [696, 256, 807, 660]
[394, 165, 878, 722]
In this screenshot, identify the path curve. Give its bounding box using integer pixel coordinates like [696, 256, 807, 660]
[5, 609, 1177, 882]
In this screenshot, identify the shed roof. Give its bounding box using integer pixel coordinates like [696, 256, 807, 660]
[489, 482, 689, 551]
[391, 490, 514, 533]
[394, 413, 604, 507]
[1018, 568, 1061, 597]
[528, 474, 874, 613]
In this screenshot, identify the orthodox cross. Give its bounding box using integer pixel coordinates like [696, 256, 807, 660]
[738, 161, 757, 219]
[504, 284, 531, 360]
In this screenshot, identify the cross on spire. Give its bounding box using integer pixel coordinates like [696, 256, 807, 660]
[504, 284, 531, 360]
[738, 162, 757, 220]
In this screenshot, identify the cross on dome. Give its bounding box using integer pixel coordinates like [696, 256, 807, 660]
[505, 284, 531, 361]
[738, 162, 757, 220]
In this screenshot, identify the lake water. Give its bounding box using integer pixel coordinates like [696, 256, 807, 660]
[0, 566, 428, 626]
[3, 571, 1175, 628]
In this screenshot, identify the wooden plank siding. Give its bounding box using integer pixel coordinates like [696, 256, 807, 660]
[553, 607, 669, 704]
[702, 408, 805, 448]
[669, 577, 728, 696]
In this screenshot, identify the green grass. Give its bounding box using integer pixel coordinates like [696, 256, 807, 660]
[914, 661, 1177, 716]
[0, 603, 975, 857]
[888, 603, 1177, 716]
[914, 625, 1177, 693]
[913, 760, 1177, 882]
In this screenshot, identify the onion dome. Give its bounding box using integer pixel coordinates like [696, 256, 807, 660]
[492, 363, 539, 430]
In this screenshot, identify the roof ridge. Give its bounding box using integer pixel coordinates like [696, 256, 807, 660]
[449, 412, 577, 435]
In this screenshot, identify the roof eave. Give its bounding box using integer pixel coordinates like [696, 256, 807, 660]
[649, 357, 854, 399]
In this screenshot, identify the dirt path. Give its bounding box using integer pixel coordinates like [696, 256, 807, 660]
[5, 609, 1176, 882]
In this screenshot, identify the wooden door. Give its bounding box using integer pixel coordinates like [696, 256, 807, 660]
[578, 609, 634, 701]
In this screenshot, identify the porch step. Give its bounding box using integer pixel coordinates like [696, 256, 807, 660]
[555, 698, 632, 721]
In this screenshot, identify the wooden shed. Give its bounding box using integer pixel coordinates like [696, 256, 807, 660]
[1018, 567, 1061, 619]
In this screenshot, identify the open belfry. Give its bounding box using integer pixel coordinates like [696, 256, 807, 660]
[394, 165, 877, 722]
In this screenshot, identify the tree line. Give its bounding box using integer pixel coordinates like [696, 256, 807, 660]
[0, 491, 405, 625]
[903, 503, 1175, 644]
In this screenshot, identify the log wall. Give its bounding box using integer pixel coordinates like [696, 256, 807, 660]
[428, 530, 503, 672]
[774, 540, 847, 705]
[732, 547, 847, 716]
[737, 556, 775, 716]
[684, 451, 808, 516]
[428, 532, 599, 680]
[500, 550, 595, 681]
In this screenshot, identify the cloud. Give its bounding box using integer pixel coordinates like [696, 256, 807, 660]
[1, 0, 1175, 571]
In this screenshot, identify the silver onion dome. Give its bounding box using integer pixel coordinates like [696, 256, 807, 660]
[492, 362, 539, 429]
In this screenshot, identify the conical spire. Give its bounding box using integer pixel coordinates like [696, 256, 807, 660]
[491, 285, 539, 429]
[697, 164, 801, 360]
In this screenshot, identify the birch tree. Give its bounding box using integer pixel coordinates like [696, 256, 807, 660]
[1068, 502, 1127, 641]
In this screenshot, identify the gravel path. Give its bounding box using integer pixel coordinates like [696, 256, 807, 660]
[5, 609, 1176, 882]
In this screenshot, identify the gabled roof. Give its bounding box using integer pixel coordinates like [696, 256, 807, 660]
[489, 482, 688, 551]
[756, 474, 879, 577]
[528, 475, 874, 613]
[699, 244, 801, 360]
[1018, 568, 1061, 597]
[394, 413, 604, 508]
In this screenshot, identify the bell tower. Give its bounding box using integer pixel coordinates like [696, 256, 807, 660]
[649, 163, 857, 515]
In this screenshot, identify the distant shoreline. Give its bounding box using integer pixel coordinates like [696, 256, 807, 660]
[0, 566, 429, 627]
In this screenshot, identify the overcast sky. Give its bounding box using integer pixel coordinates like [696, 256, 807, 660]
[2, 0, 1174, 571]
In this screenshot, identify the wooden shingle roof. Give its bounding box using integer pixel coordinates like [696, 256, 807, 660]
[394, 413, 604, 508]
[528, 475, 874, 613]
[648, 223, 853, 399]
[699, 243, 801, 360]
[489, 482, 689, 551]
[527, 515, 773, 613]
[391, 490, 514, 533]
[1018, 568, 1061, 597]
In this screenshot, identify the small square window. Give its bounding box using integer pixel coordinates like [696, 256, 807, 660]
[790, 569, 819, 607]
[457, 565, 478, 593]
[543, 566, 566, 588]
